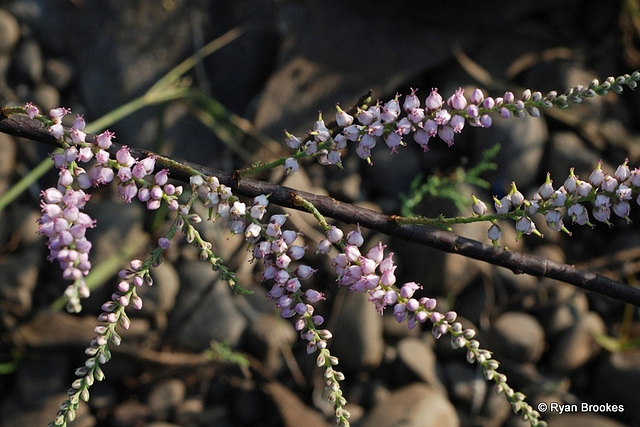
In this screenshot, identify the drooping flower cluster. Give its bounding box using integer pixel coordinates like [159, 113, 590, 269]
[472, 158, 640, 247]
[32, 104, 183, 311]
[186, 175, 350, 424]
[315, 223, 545, 425]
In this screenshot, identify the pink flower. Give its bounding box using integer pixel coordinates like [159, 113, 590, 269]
[335, 104, 354, 127]
[96, 130, 115, 149]
[305, 289, 326, 303]
[25, 102, 39, 119]
[425, 88, 443, 111]
[447, 87, 467, 110]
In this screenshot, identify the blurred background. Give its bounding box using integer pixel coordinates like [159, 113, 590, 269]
[1, 1, 640, 426]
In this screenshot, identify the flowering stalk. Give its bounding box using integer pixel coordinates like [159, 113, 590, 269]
[49, 187, 201, 426]
[186, 177, 350, 424]
[30, 104, 187, 312]
[234, 72, 640, 178]
[459, 158, 640, 248]
[294, 194, 546, 426]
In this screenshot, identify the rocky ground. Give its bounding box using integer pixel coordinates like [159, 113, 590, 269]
[1, 1, 640, 426]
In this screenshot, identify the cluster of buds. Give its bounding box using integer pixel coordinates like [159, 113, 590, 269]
[52, 259, 152, 426]
[281, 72, 640, 171]
[472, 158, 640, 247]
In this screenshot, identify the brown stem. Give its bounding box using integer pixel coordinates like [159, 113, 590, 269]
[2, 110, 640, 306]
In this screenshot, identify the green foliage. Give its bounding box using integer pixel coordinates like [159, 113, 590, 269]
[399, 144, 500, 217]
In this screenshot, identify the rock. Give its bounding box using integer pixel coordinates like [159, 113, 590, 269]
[147, 422, 181, 427]
[14, 349, 70, 404]
[112, 399, 150, 427]
[44, 57, 75, 90]
[546, 311, 605, 373]
[544, 413, 627, 427]
[252, 0, 475, 138]
[547, 131, 600, 186]
[0, 392, 95, 427]
[394, 337, 446, 393]
[230, 387, 275, 425]
[0, 8, 20, 53]
[470, 111, 547, 195]
[175, 397, 205, 426]
[357, 383, 459, 427]
[0, 250, 41, 316]
[32, 82, 60, 112]
[443, 359, 486, 408]
[263, 381, 333, 427]
[488, 312, 545, 364]
[536, 283, 589, 341]
[147, 378, 187, 421]
[330, 291, 384, 372]
[169, 261, 248, 351]
[138, 261, 180, 318]
[593, 350, 640, 425]
[12, 38, 43, 84]
[0, 133, 16, 197]
[243, 312, 297, 374]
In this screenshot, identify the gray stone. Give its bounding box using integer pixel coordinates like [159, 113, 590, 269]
[488, 312, 545, 364]
[175, 397, 204, 426]
[0, 250, 41, 315]
[547, 131, 600, 186]
[0, 8, 20, 53]
[263, 381, 333, 427]
[330, 291, 384, 372]
[443, 359, 486, 409]
[112, 399, 150, 427]
[252, 0, 475, 138]
[243, 312, 296, 374]
[147, 378, 186, 421]
[357, 383, 459, 427]
[169, 261, 247, 351]
[44, 57, 75, 90]
[12, 38, 43, 84]
[0, 392, 95, 427]
[544, 413, 627, 427]
[15, 349, 70, 404]
[0, 132, 16, 197]
[547, 311, 605, 373]
[32, 82, 60, 112]
[395, 337, 446, 393]
[470, 111, 547, 195]
[537, 283, 589, 341]
[593, 350, 640, 424]
[139, 261, 180, 316]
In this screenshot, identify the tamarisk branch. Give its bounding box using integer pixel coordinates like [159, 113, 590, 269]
[2, 110, 639, 306]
